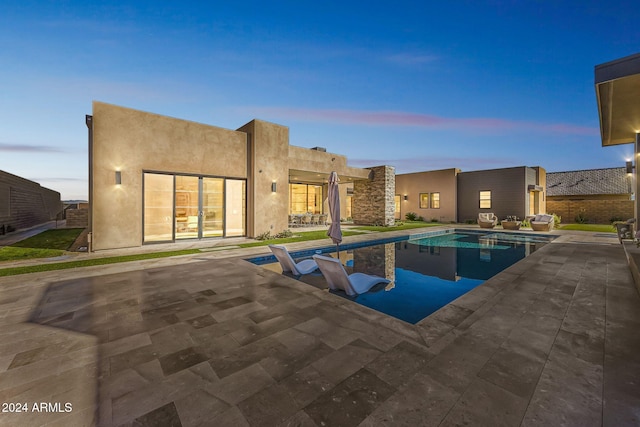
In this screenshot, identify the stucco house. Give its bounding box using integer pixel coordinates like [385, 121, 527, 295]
[395, 168, 459, 223]
[395, 166, 547, 223]
[86, 102, 395, 251]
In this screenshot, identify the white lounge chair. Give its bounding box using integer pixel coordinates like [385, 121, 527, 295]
[312, 254, 390, 296]
[269, 245, 318, 276]
[478, 213, 497, 229]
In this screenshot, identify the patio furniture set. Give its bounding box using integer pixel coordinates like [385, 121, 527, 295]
[477, 213, 555, 231]
[289, 213, 327, 228]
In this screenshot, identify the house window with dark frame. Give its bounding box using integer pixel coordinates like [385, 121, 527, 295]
[430, 192, 440, 209]
[419, 193, 429, 209]
[479, 190, 491, 209]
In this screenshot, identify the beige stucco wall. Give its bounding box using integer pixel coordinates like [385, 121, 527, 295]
[237, 122, 372, 236]
[91, 101, 247, 250]
[238, 120, 290, 236]
[395, 169, 459, 222]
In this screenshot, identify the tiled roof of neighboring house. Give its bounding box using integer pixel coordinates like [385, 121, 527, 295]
[546, 167, 631, 196]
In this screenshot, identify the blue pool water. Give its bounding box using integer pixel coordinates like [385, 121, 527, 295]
[249, 230, 553, 324]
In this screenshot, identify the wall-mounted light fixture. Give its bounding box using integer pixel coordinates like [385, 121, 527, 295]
[271, 181, 277, 192]
[115, 170, 122, 185]
[626, 160, 635, 174]
[403, 195, 408, 201]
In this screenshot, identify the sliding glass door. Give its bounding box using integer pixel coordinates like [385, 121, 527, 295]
[202, 178, 224, 238]
[225, 179, 246, 237]
[143, 172, 245, 243]
[175, 175, 200, 240]
[143, 173, 174, 242]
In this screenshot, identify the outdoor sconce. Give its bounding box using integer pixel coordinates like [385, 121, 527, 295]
[115, 171, 122, 185]
[403, 195, 408, 201]
[626, 161, 634, 174]
[271, 182, 277, 192]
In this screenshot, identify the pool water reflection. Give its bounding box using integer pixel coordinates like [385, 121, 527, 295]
[253, 231, 551, 324]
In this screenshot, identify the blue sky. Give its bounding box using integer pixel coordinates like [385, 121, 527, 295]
[1, 1, 638, 200]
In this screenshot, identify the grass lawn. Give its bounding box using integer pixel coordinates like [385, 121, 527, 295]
[238, 230, 363, 248]
[11, 228, 85, 250]
[0, 249, 201, 277]
[0, 247, 65, 261]
[0, 228, 85, 262]
[558, 223, 616, 233]
[0, 221, 620, 277]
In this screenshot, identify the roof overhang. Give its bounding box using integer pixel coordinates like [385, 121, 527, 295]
[288, 169, 368, 184]
[595, 53, 640, 146]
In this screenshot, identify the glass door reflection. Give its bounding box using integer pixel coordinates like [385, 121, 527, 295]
[143, 173, 174, 242]
[225, 179, 246, 237]
[202, 178, 224, 237]
[175, 176, 200, 240]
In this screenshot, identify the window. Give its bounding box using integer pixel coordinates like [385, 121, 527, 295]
[479, 190, 492, 209]
[419, 193, 429, 209]
[430, 192, 440, 209]
[289, 184, 323, 214]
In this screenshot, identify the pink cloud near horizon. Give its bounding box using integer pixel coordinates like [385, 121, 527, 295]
[347, 155, 519, 173]
[252, 107, 598, 136]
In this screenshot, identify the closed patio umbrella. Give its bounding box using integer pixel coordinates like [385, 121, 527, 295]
[327, 171, 342, 255]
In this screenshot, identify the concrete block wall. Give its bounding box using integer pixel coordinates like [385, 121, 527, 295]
[547, 199, 633, 224]
[353, 165, 395, 226]
[66, 209, 89, 228]
[0, 170, 62, 231]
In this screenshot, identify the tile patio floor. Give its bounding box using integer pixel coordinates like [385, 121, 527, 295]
[0, 229, 639, 426]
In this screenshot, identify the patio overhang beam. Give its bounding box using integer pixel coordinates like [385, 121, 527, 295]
[528, 185, 544, 192]
[288, 169, 367, 185]
[595, 53, 640, 147]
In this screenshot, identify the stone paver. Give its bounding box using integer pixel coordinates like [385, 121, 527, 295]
[0, 229, 638, 426]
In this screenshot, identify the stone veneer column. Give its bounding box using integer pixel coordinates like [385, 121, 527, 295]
[353, 165, 395, 226]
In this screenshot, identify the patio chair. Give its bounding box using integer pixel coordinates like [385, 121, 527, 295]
[530, 214, 554, 231]
[319, 214, 328, 225]
[269, 245, 318, 276]
[312, 254, 390, 296]
[301, 215, 312, 227]
[477, 213, 497, 229]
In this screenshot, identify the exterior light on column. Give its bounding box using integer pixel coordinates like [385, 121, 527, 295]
[115, 170, 122, 185]
[271, 181, 277, 193]
[403, 194, 408, 201]
[627, 160, 635, 175]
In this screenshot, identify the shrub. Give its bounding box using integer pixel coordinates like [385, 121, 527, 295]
[256, 231, 271, 240]
[610, 216, 625, 224]
[431, 218, 438, 223]
[552, 213, 562, 228]
[465, 219, 476, 224]
[405, 212, 418, 221]
[6, 225, 15, 233]
[575, 210, 587, 224]
[416, 216, 425, 222]
[274, 229, 293, 239]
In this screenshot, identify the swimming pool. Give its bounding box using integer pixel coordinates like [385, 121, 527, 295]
[249, 230, 554, 324]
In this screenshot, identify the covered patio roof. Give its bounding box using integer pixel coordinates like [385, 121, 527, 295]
[289, 168, 370, 185]
[595, 52, 640, 146]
